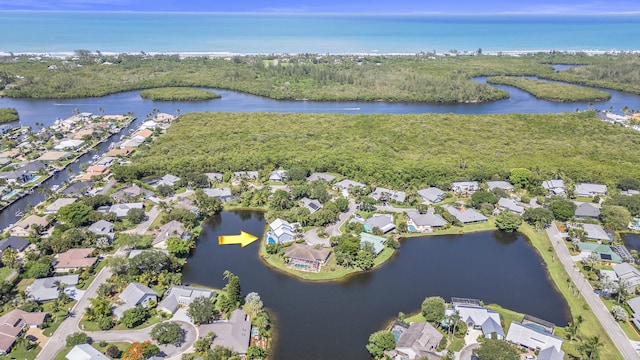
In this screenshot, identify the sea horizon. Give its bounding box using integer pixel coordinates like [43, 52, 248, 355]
[1, 12, 640, 55]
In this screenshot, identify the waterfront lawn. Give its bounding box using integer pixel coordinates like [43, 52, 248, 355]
[486, 76, 611, 102]
[0, 107, 19, 123]
[520, 224, 623, 359]
[260, 245, 395, 281]
[140, 87, 221, 101]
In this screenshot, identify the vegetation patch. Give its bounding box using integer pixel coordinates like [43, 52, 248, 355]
[140, 87, 221, 101]
[114, 111, 640, 188]
[0, 107, 19, 123]
[486, 76, 611, 102]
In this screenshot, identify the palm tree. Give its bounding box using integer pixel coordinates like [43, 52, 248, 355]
[616, 279, 630, 304]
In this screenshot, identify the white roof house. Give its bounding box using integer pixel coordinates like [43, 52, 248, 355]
[497, 198, 524, 215]
[365, 214, 396, 233]
[44, 198, 77, 214]
[53, 139, 84, 151]
[574, 183, 608, 197]
[445, 206, 488, 224]
[580, 223, 611, 241]
[268, 218, 295, 244]
[203, 188, 233, 202]
[417, 187, 446, 203]
[406, 211, 448, 232]
[108, 202, 143, 218]
[269, 170, 287, 182]
[451, 181, 480, 193]
[301, 197, 323, 214]
[66, 344, 109, 360]
[158, 285, 216, 314]
[487, 181, 514, 191]
[371, 187, 406, 203]
[307, 173, 336, 183]
[199, 309, 251, 355]
[27, 275, 79, 302]
[334, 179, 366, 190]
[505, 321, 564, 354]
[445, 304, 504, 339]
[542, 179, 566, 196]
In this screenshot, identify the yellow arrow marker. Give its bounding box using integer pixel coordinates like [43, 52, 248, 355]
[218, 231, 259, 248]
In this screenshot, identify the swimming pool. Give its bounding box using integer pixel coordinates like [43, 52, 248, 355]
[408, 225, 417, 232]
[267, 237, 276, 244]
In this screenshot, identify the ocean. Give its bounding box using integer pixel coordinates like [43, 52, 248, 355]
[1, 12, 639, 55]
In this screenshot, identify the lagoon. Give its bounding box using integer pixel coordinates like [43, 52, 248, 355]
[181, 210, 570, 360]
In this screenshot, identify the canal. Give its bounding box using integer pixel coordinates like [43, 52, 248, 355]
[182, 211, 571, 360]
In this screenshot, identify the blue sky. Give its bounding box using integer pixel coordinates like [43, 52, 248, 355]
[1, 0, 639, 14]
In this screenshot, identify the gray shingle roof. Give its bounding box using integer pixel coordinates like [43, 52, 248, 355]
[487, 181, 514, 191]
[199, 309, 250, 354]
[445, 206, 488, 223]
[406, 211, 447, 227]
[417, 187, 446, 202]
[119, 282, 157, 306]
[306, 173, 336, 183]
[0, 236, 30, 252]
[574, 203, 600, 218]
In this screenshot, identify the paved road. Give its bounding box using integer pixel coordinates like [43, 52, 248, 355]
[86, 320, 197, 358]
[122, 205, 161, 235]
[546, 222, 640, 360]
[36, 265, 114, 360]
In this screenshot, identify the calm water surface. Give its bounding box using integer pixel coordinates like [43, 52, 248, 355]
[182, 211, 570, 360]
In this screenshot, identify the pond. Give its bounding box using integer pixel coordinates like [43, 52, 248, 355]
[182, 210, 571, 360]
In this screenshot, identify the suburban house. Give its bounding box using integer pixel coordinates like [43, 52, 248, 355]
[301, 197, 323, 214]
[406, 211, 448, 232]
[283, 243, 331, 272]
[627, 296, 640, 330]
[199, 309, 251, 355]
[371, 187, 407, 203]
[269, 170, 288, 182]
[391, 321, 443, 360]
[66, 344, 109, 360]
[153, 220, 187, 247]
[0, 236, 30, 254]
[542, 179, 566, 197]
[622, 189, 640, 196]
[128, 249, 169, 259]
[53, 139, 84, 151]
[268, 218, 296, 244]
[111, 184, 155, 202]
[158, 285, 216, 315]
[506, 316, 564, 359]
[445, 298, 504, 340]
[37, 151, 70, 162]
[0, 161, 46, 184]
[203, 188, 234, 202]
[497, 198, 524, 215]
[487, 180, 514, 192]
[360, 232, 386, 256]
[205, 172, 224, 183]
[62, 181, 93, 197]
[450, 181, 480, 194]
[603, 263, 640, 293]
[174, 197, 199, 214]
[10, 215, 50, 237]
[0, 309, 48, 355]
[157, 174, 181, 187]
[109, 202, 144, 218]
[79, 165, 109, 181]
[417, 187, 446, 203]
[364, 214, 396, 233]
[119, 136, 145, 149]
[574, 203, 601, 219]
[333, 179, 366, 194]
[570, 223, 611, 242]
[574, 183, 608, 197]
[27, 275, 79, 301]
[233, 171, 259, 180]
[87, 220, 115, 240]
[445, 206, 488, 224]
[44, 197, 77, 214]
[113, 282, 158, 319]
[578, 243, 623, 264]
[307, 173, 336, 183]
[54, 248, 97, 272]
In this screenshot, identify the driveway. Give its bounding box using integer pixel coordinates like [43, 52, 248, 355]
[303, 228, 330, 247]
[122, 205, 161, 235]
[86, 320, 197, 358]
[547, 222, 640, 359]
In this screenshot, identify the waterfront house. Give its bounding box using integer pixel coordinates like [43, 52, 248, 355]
[542, 179, 566, 197]
[574, 183, 607, 197]
[487, 180, 514, 192]
[574, 203, 600, 219]
[301, 197, 323, 214]
[359, 232, 386, 256]
[506, 317, 564, 359]
[445, 206, 488, 224]
[10, 215, 50, 237]
[268, 218, 296, 244]
[119, 136, 145, 149]
[79, 165, 109, 181]
[445, 299, 504, 340]
[153, 220, 187, 247]
[497, 198, 524, 215]
[406, 211, 447, 232]
[364, 214, 396, 233]
[371, 187, 406, 203]
[62, 181, 94, 197]
[88, 220, 115, 240]
[158, 285, 216, 315]
[0, 236, 30, 254]
[199, 309, 251, 355]
[417, 187, 446, 203]
[109, 202, 144, 218]
[44, 197, 77, 214]
[571, 223, 611, 242]
[54, 248, 97, 273]
[133, 129, 153, 139]
[392, 321, 443, 360]
[283, 243, 331, 272]
[627, 296, 640, 330]
[578, 243, 622, 264]
[0, 161, 46, 184]
[106, 146, 135, 157]
[269, 170, 288, 182]
[0, 309, 48, 355]
[450, 181, 480, 194]
[27, 274, 79, 301]
[113, 282, 158, 319]
[203, 188, 234, 202]
[66, 344, 109, 360]
[128, 249, 169, 259]
[36, 151, 70, 162]
[53, 139, 84, 151]
[603, 263, 640, 293]
[307, 173, 336, 183]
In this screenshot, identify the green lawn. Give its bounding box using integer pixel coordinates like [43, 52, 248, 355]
[520, 223, 623, 359]
[0, 266, 15, 281]
[42, 300, 78, 336]
[53, 346, 72, 360]
[80, 315, 162, 332]
[8, 344, 42, 360]
[92, 341, 132, 358]
[448, 337, 465, 352]
[77, 261, 107, 290]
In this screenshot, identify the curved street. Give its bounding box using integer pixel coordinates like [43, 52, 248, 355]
[546, 222, 640, 360]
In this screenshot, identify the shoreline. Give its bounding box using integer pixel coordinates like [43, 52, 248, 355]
[3, 49, 640, 59]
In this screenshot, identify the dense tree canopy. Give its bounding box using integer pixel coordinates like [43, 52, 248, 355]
[472, 339, 519, 360]
[421, 296, 446, 323]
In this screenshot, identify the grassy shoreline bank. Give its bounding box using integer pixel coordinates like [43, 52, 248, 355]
[486, 76, 612, 102]
[140, 87, 221, 101]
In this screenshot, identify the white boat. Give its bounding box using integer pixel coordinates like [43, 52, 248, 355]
[51, 185, 60, 192]
[14, 210, 22, 217]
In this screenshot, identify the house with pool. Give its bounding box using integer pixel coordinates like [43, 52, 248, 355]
[283, 243, 331, 272]
[406, 211, 448, 232]
[267, 218, 296, 244]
